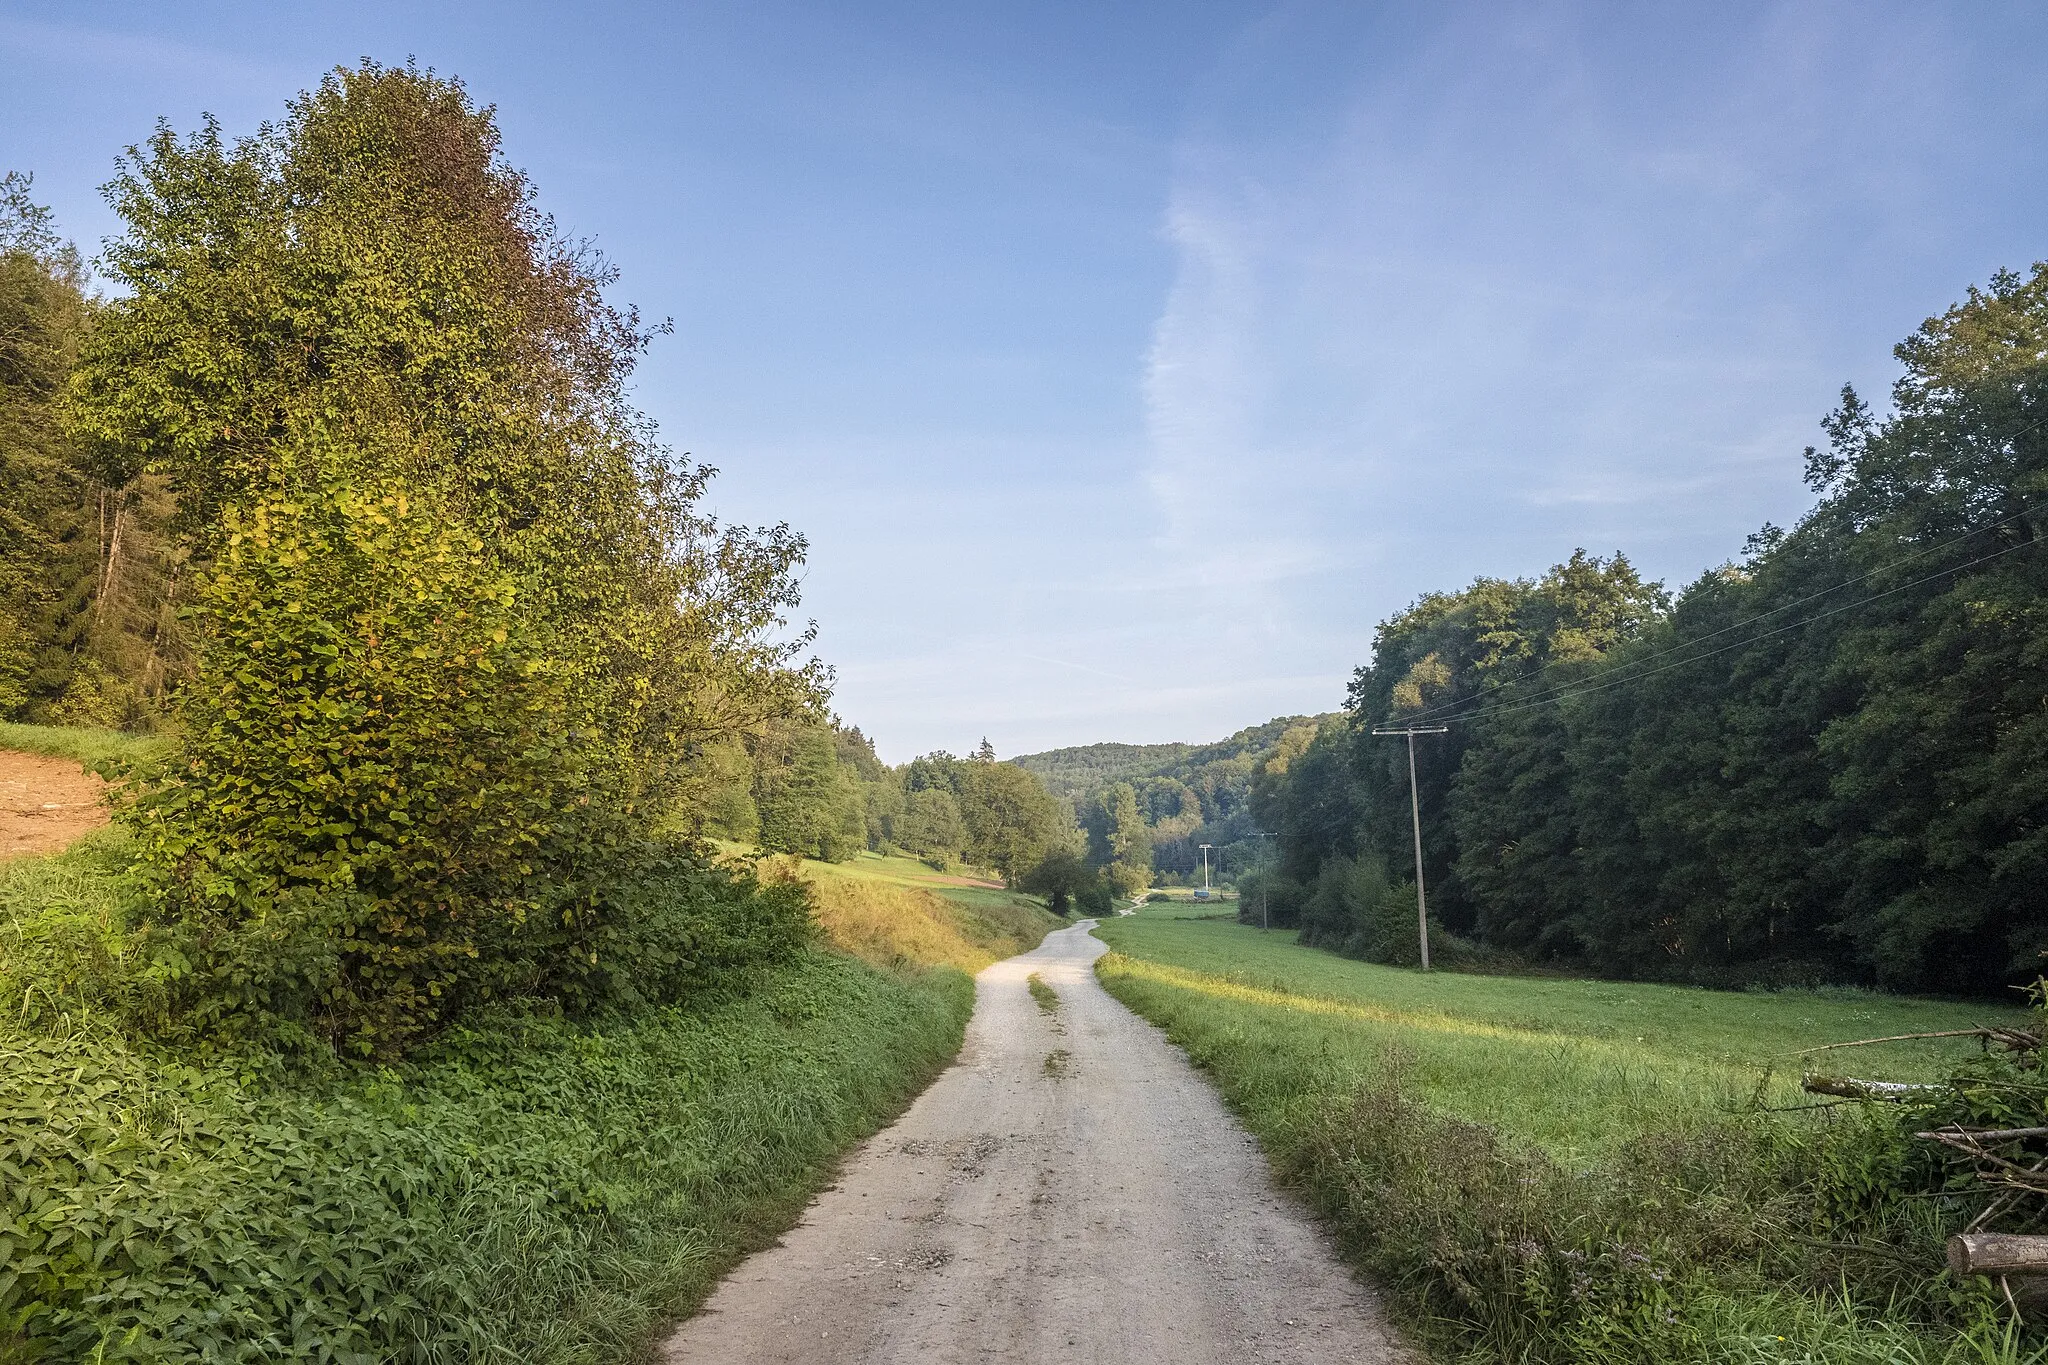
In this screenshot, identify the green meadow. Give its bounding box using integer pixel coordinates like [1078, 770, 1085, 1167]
[1095, 911, 2022, 1157]
[1094, 909, 2040, 1365]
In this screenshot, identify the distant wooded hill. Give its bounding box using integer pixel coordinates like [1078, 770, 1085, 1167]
[1014, 714, 1341, 884]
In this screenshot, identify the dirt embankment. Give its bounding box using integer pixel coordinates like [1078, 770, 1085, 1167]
[0, 750, 110, 860]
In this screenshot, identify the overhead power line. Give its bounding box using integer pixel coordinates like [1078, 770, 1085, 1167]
[1419, 532, 2040, 728]
[1394, 414, 2047, 728]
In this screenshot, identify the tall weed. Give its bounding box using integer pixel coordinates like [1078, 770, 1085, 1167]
[1, 950, 970, 1362]
[0, 832, 166, 1033]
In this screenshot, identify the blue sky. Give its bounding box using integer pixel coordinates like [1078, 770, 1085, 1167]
[5, 2, 2046, 761]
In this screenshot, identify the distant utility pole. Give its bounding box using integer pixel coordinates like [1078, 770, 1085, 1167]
[1371, 725, 1449, 972]
[1250, 831, 1277, 930]
[1198, 843, 1213, 892]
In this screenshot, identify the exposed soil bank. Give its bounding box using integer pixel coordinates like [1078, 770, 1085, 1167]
[0, 749, 108, 860]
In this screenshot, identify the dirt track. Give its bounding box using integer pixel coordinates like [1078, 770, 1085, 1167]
[661, 921, 1412, 1364]
[0, 749, 108, 860]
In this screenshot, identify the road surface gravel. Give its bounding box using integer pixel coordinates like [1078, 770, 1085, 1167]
[660, 920, 1413, 1364]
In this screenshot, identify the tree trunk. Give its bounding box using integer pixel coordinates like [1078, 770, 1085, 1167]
[1948, 1233, 2048, 1276]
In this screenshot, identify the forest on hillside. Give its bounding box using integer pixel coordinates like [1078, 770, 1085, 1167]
[1014, 714, 1338, 885]
[1242, 267, 2048, 997]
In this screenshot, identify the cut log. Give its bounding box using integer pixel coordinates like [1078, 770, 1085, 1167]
[1801, 1074, 1945, 1101]
[1948, 1233, 2048, 1277]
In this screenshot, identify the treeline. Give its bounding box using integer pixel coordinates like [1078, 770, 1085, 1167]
[694, 726, 1073, 882]
[1246, 267, 2048, 996]
[0, 174, 182, 726]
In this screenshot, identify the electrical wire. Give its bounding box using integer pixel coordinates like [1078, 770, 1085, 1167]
[1392, 413, 2047, 727]
[1430, 532, 2039, 727]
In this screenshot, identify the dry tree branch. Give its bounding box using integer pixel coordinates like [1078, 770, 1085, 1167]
[1795, 1027, 2039, 1057]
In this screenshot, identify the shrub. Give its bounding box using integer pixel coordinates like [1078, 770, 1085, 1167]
[124, 479, 575, 1054]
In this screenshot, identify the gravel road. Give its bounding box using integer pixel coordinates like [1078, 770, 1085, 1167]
[660, 920, 1413, 1364]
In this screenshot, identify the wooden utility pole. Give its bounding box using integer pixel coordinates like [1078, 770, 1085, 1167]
[1371, 725, 1448, 971]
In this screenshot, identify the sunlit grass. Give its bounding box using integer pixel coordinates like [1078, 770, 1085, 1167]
[1093, 913, 2028, 1160]
[720, 845, 1064, 974]
[0, 721, 163, 770]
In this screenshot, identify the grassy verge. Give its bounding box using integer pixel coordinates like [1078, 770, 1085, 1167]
[1, 735, 1062, 1363]
[753, 847, 1063, 974]
[1093, 912, 2038, 1364]
[1027, 972, 1059, 1014]
[0, 721, 162, 771]
[7, 950, 967, 1363]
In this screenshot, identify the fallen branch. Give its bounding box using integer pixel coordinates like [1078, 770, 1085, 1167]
[1911, 1127, 2048, 1205]
[1797, 1029, 2019, 1056]
[1801, 1074, 1947, 1101]
[1916, 1126, 2048, 1145]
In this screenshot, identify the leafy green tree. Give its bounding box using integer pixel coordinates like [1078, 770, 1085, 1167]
[892, 786, 966, 866]
[895, 747, 1067, 880]
[77, 64, 821, 1052]
[1019, 848, 1099, 915]
[0, 173, 180, 724]
[753, 716, 865, 862]
[1099, 782, 1153, 898]
[694, 737, 761, 844]
[956, 758, 1066, 881]
[1340, 552, 1663, 938]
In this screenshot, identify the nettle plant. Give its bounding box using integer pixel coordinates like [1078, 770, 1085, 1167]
[129, 473, 580, 1051]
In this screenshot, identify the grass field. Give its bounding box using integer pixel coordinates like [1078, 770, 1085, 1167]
[1095, 912, 2022, 1158]
[1094, 910, 2040, 1364]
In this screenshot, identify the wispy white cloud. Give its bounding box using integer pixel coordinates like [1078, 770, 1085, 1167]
[1129, 0, 2004, 694]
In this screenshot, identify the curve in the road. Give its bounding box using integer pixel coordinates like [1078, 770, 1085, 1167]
[660, 920, 1414, 1364]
